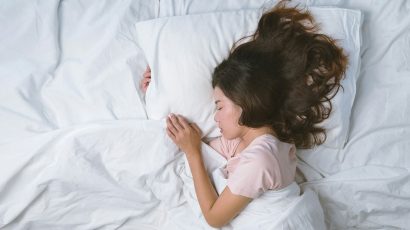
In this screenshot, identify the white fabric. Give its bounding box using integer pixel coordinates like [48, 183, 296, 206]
[135, 9, 261, 138]
[158, 0, 281, 17]
[237, 185, 325, 230]
[152, 2, 410, 228]
[135, 7, 361, 148]
[0, 0, 175, 229]
[1, 0, 409, 229]
[0, 119, 186, 229]
[181, 145, 326, 230]
[301, 166, 410, 229]
[0, 0, 157, 145]
[298, 0, 410, 229]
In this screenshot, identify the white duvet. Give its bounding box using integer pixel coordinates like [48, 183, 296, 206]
[0, 117, 325, 229]
[0, 120, 179, 229]
[1, 0, 409, 229]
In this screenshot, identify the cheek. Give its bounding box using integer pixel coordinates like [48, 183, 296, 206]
[217, 106, 241, 127]
[217, 112, 226, 125]
[223, 111, 240, 129]
[221, 109, 233, 122]
[231, 108, 242, 125]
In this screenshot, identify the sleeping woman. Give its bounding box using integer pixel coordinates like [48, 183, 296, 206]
[140, 2, 346, 228]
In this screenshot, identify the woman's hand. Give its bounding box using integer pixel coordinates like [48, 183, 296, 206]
[166, 114, 202, 156]
[140, 65, 151, 93]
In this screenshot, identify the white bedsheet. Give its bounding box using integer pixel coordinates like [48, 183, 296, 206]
[0, 0, 155, 144]
[0, 120, 180, 229]
[298, 1, 410, 229]
[1, 0, 409, 229]
[0, 0, 169, 229]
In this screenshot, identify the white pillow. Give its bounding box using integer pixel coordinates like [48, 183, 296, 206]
[135, 7, 362, 148]
[158, 0, 281, 17]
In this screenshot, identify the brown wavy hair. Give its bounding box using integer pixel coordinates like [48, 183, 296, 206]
[212, 2, 348, 149]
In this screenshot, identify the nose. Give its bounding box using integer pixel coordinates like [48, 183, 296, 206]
[214, 112, 218, 122]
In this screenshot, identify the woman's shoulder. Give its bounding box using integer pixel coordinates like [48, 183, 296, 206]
[241, 134, 296, 161]
[228, 134, 297, 195]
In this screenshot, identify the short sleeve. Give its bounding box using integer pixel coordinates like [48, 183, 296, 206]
[227, 152, 280, 199]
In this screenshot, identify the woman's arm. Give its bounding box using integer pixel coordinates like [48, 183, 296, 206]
[186, 151, 251, 228]
[166, 114, 251, 228]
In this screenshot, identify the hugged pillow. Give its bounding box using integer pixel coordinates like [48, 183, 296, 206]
[135, 9, 261, 138]
[135, 7, 362, 148]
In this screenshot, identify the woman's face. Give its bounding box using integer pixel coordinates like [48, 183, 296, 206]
[213, 87, 245, 140]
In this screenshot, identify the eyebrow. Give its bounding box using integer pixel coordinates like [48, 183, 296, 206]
[215, 100, 221, 104]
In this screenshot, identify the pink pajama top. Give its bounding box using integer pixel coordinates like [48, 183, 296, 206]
[209, 134, 297, 199]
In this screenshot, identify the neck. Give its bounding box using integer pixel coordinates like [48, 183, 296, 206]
[240, 126, 275, 147]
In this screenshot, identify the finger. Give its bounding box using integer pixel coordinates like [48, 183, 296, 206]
[166, 127, 176, 140]
[191, 123, 202, 135]
[141, 81, 149, 91]
[170, 114, 184, 131]
[143, 78, 151, 84]
[140, 80, 147, 90]
[143, 71, 151, 78]
[177, 115, 190, 130]
[166, 117, 179, 134]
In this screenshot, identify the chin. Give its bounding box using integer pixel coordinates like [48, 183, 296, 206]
[221, 133, 237, 140]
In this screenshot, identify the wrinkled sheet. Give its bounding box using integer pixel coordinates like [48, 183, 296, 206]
[0, 0, 155, 144]
[297, 0, 410, 229]
[0, 119, 185, 229]
[1, 0, 410, 229]
[181, 152, 326, 230]
[0, 0, 180, 229]
[2, 1, 316, 229]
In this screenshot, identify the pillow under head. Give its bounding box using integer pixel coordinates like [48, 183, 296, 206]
[135, 7, 361, 148]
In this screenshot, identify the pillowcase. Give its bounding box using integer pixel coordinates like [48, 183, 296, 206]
[134, 7, 362, 148]
[158, 0, 280, 17]
[135, 9, 261, 138]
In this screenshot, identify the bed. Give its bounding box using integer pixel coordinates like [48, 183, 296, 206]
[0, 0, 409, 229]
